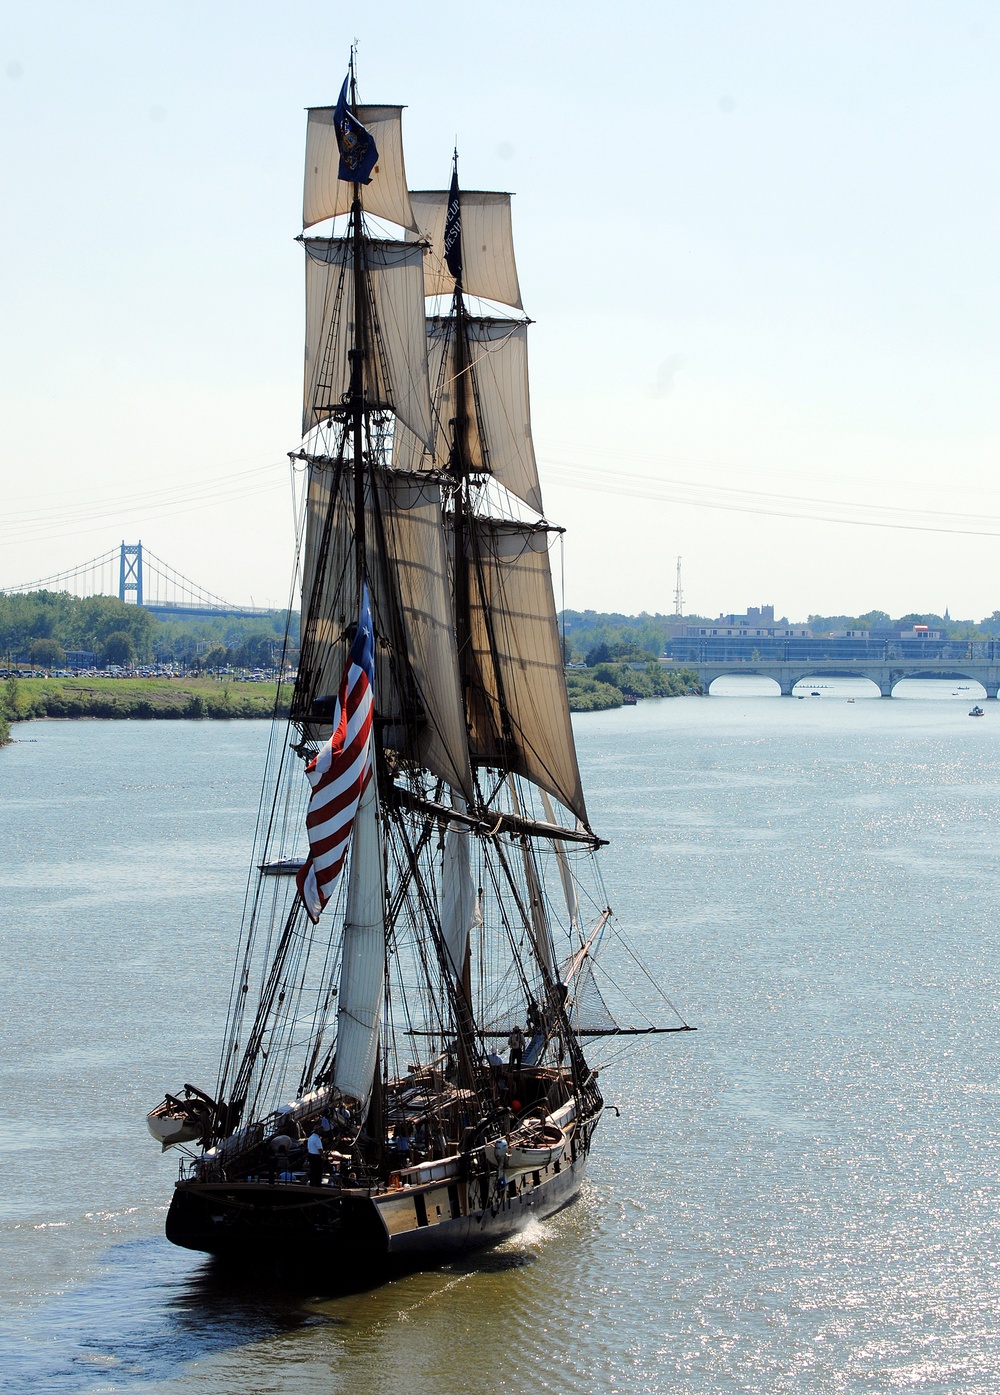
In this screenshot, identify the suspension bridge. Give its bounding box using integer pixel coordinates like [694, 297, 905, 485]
[3, 542, 280, 619]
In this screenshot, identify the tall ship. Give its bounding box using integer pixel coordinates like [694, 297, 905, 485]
[149, 62, 691, 1266]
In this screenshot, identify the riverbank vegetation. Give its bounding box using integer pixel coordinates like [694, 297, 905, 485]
[0, 665, 699, 727]
[566, 662, 701, 710]
[0, 593, 707, 727]
[2, 675, 292, 722]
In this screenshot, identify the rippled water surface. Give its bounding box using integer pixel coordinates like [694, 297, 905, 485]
[3, 697, 1000, 1393]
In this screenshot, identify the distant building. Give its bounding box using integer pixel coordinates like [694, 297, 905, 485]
[678, 604, 811, 640]
[899, 624, 943, 640]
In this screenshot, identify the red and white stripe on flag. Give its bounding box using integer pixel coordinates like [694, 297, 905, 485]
[296, 593, 375, 923]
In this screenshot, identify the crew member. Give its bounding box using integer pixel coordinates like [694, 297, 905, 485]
[306, 1125, 325, 1186]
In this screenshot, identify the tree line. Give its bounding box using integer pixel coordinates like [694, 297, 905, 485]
[0, 591, 299, 670]
[562, 607, 1000, 666]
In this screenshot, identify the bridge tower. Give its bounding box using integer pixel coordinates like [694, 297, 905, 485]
[119, 541, 143, 606]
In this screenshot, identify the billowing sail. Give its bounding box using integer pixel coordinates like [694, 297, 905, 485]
[296, 463, 473, 802]
[463, 519, 587, 825]
[304, 106, 417, 232]
[379, 473, 473, 799]
[333, 776, 385, 1106]
[303, 237, 433, 452]
[393, 317, 542, 514]
[408, 190, 522, 308]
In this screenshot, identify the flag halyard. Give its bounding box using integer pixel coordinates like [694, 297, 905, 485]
[296, 589, 375, 922]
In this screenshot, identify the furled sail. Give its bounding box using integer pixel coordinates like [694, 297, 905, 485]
[510, 779, 557, 979]
[392, 317, 542, 514]
[303, 237, 433, 452]
[332, 776, 385, 1106]
[304, 106, 418, 232]
[408, 190, 522, 308]
[462, 519, 588, 825]
[540, 789, 581, 934]
[440, 797, 477, 982]
[296, 463, 473, 801]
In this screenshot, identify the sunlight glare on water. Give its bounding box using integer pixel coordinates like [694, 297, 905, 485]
[2, 700, 1000, 1394]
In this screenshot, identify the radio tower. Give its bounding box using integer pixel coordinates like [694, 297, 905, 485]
[673, 556, 684, 618]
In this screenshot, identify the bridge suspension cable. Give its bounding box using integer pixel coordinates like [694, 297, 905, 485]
[1, 542, 261, 613]
[140, 548, 235, 610]
[3, 547, 121, 597]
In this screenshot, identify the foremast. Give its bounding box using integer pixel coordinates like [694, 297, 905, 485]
[420, 156, 603, 1123]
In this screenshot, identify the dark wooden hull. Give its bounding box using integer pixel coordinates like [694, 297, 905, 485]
[165, 1116, 597, 1268]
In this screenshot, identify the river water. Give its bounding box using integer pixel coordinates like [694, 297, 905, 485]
[2, 692, 1000, 1394]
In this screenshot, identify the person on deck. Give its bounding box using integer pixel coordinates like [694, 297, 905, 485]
[508, 1024, 525, 1074]
[393, 1123, 411, 1166]
[306, 1126, 325, 1186]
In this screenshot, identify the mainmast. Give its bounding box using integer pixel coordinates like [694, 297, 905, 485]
[348, 53, 368, 595]
[445, 154, 472, 686]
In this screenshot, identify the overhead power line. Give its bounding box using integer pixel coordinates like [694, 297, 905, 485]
[539, 455, 1000, 539]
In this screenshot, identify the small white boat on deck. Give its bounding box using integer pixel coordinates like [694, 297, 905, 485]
[484, 1120, 566, 1171]
[146, 1088, 214, 1151]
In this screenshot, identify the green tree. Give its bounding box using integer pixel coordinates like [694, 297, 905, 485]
[198, 644, 229, 671]
[100, 631, 137, 668]
[3, 675, 20, 719]
[28, 638, 66, 669]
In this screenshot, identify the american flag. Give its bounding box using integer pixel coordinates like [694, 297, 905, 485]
[296, 588, 375, 923]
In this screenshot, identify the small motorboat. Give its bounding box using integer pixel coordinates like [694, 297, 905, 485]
[969, 706, 985, 717]
[259, 856, 306, 876]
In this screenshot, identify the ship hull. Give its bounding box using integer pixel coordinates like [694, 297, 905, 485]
[165, 1124, 595, 1267]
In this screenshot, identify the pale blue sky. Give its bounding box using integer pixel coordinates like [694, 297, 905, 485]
[3, 2, 1000, 620]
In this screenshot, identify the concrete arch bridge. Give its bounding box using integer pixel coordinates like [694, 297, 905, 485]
[672, 658, 1000, 699]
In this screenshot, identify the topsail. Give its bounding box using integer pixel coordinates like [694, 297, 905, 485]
[304, 105, 418, 231]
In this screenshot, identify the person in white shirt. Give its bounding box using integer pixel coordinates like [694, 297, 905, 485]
[306, 1126, 325, 1186]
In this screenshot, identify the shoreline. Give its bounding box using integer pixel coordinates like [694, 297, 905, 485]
[1, 674, 702, 733]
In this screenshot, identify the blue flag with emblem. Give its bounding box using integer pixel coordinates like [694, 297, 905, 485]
[332, 75, 379, 185]
[443, 165, 462, 281]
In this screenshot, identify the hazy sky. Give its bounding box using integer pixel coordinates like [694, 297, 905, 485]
[4, 2, 1000, 621]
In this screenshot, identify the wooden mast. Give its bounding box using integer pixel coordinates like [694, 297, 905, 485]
[348, 51, 367, 597]
[448, 150, 472, 681]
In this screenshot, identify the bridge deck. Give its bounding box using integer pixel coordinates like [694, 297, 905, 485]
[662, 657, 1000, 698]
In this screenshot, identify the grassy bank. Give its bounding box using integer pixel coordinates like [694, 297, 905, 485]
[0, 668, 700, 729]
[3, 676, 292, 722]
